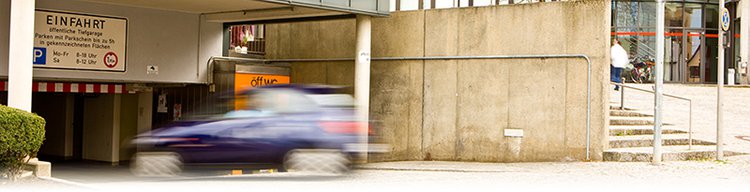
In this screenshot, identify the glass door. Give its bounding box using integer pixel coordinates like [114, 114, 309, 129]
[665, 29, 683, 82]
[705, 30, 719, 83]
[684, 30, 703, 83]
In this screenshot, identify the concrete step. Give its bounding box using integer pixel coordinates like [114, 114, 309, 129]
[609, 125, 686, 136]
[609, 134, 715, 148]
[610, 105, 637, 111]
[603, 145, 746, 162]
[609, 116, 654, 126]
[610, 110, 653, 117]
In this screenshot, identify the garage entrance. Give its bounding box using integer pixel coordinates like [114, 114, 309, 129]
[1, 82, 143, 164]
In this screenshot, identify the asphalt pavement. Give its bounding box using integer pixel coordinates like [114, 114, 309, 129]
[3, 155, 749, 192]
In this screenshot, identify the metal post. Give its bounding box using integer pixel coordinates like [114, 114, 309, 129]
[653, 0, 666, 165]
[355, 15, 372, 163]
[620, 85, 625, 110]
[8, 0, 35, 112]
[717, 0, 726, 161]
[689, 100, 693, 150]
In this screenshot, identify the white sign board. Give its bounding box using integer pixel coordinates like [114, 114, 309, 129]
[33, 10, 127, 72]
[504, 129, 524, 137]
[147, 65, 159, 75]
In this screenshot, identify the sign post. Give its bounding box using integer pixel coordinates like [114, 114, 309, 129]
[717, 3, 728, 161]
[653, 0, 665, 165]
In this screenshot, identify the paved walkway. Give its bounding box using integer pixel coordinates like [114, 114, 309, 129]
[610, 83, 750, 153]
[4, 157, 750, 192]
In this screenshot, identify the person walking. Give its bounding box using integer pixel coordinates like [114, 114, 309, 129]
[611, 38, 629, 91]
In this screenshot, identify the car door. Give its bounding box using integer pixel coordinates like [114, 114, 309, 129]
[219, 119, 282, 164]
[180, 119, 262, 164]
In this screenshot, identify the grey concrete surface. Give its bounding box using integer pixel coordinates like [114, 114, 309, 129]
[610, 83, 750, 154]
[4, 156, 750, 192]
[265, 0, 612, 162]
[0, 0, 222, 84]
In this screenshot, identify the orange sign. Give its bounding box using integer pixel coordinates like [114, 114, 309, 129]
[234, 73, 290, 110]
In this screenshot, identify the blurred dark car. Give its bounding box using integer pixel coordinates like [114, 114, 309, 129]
[130, 84, 380, 177]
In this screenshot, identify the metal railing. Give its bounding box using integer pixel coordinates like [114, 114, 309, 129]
[611, 82, 693, 149]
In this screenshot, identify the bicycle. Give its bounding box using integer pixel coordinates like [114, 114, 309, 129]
[626, 57, 654, 83]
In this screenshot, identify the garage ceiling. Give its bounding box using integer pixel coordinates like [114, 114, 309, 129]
[77, 0, 288, 14]
[76, 0, 387, 22]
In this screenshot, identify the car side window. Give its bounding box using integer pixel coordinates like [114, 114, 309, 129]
[257, 89, 319, 113]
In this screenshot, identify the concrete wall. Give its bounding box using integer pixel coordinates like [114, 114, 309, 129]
[137, 92, 153, 136]
[0, 0, 223, 84]
[119, 94, 138, 161]
[266, 0, 610, 162]
[265, 19, 358, 95]
[34, 93, 72, 158]
[82, 94, 118, 162]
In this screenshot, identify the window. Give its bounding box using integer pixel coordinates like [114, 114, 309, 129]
[228, 24, 266, 55]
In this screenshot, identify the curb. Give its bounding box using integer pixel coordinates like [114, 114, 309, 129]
[353, 166, 524, 173]
[37, 176, 95, 189]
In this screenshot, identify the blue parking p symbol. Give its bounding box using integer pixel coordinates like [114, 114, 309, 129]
[33, 47, 46, 65]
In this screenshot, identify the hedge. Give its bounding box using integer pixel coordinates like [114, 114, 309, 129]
[0, 104, 45, 180]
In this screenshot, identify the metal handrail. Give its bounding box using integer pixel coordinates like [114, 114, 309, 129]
[611, 82, 693, 150]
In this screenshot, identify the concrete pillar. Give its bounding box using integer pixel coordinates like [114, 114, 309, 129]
[7, 0, 34, 111]
[112, 94, 122, 164]
[64, 94, 74, 158]
[740, 0, 750, 84]
[355, 15, 371, 162]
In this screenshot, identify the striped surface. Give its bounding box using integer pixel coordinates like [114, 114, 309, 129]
[0, 81, 132, 94]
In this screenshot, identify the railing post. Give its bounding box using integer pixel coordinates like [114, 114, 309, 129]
[620, 83, 625, 110]
[689, 100, 693, 150]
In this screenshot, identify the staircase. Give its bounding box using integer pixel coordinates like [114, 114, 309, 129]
[603, 105, 743, 162]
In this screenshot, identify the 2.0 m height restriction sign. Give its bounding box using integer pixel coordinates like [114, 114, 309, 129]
[104, 52, 118, 68]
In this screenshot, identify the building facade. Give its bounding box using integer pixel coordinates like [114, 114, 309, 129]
[612, 0, 749, 84]
[1, 0, 387, 163]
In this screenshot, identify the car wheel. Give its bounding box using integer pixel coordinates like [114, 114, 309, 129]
[283, 149, 350, 174]
[131, 152, 183, 177]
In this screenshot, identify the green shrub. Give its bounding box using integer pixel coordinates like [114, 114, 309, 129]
[0, 104, 45, 180]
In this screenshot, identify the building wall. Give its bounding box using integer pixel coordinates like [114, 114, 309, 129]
[266, 0, 611, 162]
[0, 0, 223, 84]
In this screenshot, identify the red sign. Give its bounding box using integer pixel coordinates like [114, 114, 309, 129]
[103, 52, 118, 68]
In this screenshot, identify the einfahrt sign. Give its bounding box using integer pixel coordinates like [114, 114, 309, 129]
[33, 10, 127, 72]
